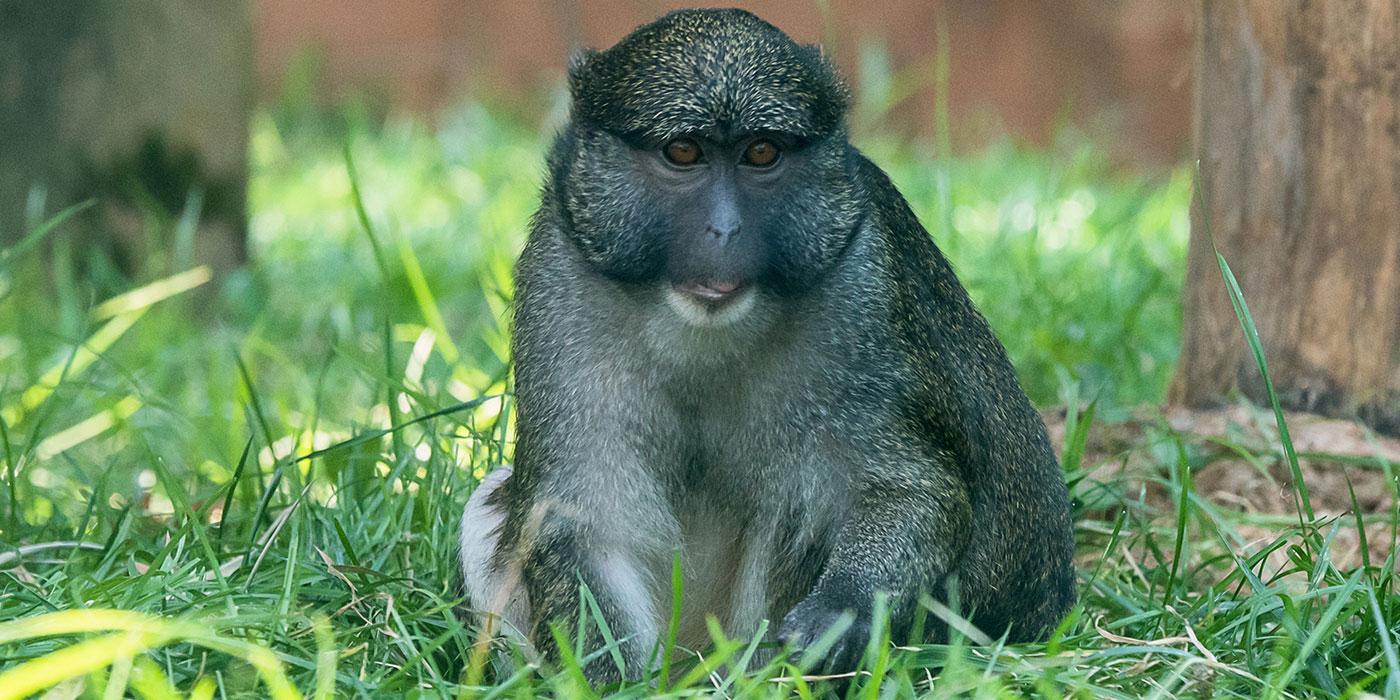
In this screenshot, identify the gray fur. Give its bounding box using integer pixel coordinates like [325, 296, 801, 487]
[460, 8, 1075, 683]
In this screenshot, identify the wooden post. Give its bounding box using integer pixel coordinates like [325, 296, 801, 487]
[0, 1, 252, 278]
[1173, 0, 1400, 434]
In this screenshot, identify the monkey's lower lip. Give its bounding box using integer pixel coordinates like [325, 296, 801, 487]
[672, 280, 747, 304]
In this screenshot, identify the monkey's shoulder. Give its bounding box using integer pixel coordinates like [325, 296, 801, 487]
[845, 153, 1057, 458]
[843, 154, 1001, 366]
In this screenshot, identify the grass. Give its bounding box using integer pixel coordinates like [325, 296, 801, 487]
[0, 93, 1395, 698]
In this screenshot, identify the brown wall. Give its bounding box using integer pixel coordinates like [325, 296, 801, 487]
[254, 1, 1192, 165]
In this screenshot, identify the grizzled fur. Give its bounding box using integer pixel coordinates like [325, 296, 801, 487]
[460, 8, 1075, 683]
[569, 10, 848, 144]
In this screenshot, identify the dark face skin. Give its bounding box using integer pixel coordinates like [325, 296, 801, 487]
[636, 131, 797, 306]
[560, 123, 859, 324]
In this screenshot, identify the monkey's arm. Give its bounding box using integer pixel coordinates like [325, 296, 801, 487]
[516, 517, 657, 683]
[504, 216, 687, 682]
[501, 422, 672, 684]
[780, 453, 971, 669]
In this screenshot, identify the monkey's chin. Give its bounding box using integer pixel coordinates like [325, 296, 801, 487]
[664, 286, 758, 328]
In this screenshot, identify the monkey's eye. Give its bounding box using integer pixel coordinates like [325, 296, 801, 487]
[742, 140, 780, 167]
[663, 139, 703, 166]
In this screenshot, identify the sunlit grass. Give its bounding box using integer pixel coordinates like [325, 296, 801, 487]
[0, 96, 1393, 698]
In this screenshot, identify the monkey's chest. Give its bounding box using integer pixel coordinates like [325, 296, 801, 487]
[662, 474, 840, 648]
[669, 497, 747, 643]
[652, 395, 849, 644]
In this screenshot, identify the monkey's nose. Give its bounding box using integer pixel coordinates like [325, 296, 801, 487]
[706, 225, 738, 246]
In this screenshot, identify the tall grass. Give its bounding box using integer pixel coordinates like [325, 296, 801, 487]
[0, 92, 1392, 697]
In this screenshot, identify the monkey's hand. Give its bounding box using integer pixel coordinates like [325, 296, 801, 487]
[778, 589, 873, 673]
[781, 459, 971, 673]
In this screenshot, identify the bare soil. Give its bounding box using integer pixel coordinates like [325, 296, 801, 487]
[1045, 405, 1400, 572]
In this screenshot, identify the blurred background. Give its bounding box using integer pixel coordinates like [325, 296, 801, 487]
[257, 1, 1192, 165]
[8, 0, 1400, 532]
[0, 0, 1208, 547]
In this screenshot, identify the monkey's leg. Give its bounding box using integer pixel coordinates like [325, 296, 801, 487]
[779, 461, 970, 670]
[460, 467, 531, 646]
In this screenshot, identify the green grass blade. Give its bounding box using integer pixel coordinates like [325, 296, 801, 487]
[1212, 250, 1315, 524]
[1267, 570, 1363, 698]
[396, 236, 462, 366]
[1162, 432, 1194, 611]
[1367, 583, 1400, 697]
[1193, 162, 1314, 526]
[0, 199, 95, 272]
[343, 139, 391, 281]
[659, 549, 683, 690]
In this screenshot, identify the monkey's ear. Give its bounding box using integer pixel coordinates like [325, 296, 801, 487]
[567, 48, 599, 95]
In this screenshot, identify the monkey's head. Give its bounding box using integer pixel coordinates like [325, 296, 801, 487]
[558, 9, 862, 326]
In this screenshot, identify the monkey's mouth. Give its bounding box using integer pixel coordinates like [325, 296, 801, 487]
[671, 279, 747, 306]
[665, 279, 758, 327]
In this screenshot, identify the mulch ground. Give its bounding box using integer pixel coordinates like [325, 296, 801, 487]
[1044, 405, 1400, 572]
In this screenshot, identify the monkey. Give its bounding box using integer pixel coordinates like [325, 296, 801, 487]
[459, 8, 1075, 683]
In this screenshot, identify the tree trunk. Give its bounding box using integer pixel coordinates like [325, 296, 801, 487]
[0, 1, 252, 280]
[1173, 0, 1400, 435]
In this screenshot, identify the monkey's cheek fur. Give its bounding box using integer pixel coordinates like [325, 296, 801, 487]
[664, 284, 758, 327]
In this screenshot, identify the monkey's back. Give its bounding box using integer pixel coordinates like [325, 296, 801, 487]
[852, 154, 1076, 641]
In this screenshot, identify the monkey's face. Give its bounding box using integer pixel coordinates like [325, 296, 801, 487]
[557, 9, 862, 326]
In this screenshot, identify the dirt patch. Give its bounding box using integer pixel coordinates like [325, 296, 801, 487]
[1046, 404, 1400, 572]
